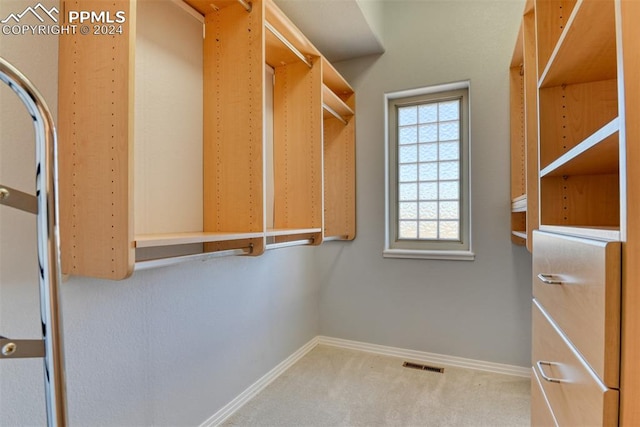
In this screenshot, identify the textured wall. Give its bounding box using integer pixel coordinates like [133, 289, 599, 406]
[318, 0, 533, 367]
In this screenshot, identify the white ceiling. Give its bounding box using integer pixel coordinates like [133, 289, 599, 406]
[273, 0, 385, 63]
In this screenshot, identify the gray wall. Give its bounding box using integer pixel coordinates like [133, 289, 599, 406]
[1, 0, 532, 426]
[318, 0, 533, 367]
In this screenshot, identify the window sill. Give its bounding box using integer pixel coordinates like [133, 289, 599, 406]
[383, 249, 475, 261]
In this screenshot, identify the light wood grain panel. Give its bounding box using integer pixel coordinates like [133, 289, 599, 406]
[533, 231, 621, 387]
[58, 0, 134, 280]
[183, 0, 237, 15]
[535, 0, 577, 79]
[524, 10, 539, 252]
[510, 65, 526, 200]
[540, 174, 619, 227]
[540, 0, 617, 87]
[323, 85, 354, 121]
[619, 0, 640, 424]
[323, 116, 356, 240]
[531, 367, 559, 427]
[321, 57, 354, 101]
[273, 59, 323, 239]
[511, 23, 524, 68]
[539, 79, 618, 169]
[532, 300, 619, 426]
[203, 1, 264, 236]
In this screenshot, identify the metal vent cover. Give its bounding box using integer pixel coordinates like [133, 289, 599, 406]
[403, 361, 445, 373]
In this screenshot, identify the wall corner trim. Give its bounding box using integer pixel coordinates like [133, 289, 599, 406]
[199, 336, 320, 427]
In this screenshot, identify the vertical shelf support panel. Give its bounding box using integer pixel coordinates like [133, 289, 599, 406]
[618, 0, 640, 423]
[323, 114, 356, 240]
[273, 59, 323, 244]
[203, 1, 265, 255]
[524, 10, 539, 251]
[58, 0, 135, 279]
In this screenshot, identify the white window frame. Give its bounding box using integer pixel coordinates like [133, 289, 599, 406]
[383, 81, 474, 261]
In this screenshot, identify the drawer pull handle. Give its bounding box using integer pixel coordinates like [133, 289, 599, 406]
[536, 360, 566, 383]
[537, 273, 563, 285]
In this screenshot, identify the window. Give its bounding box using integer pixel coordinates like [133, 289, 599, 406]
[384, 81, 474, 260]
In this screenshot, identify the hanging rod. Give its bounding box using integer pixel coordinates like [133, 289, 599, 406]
[322, 235, 350, 242]
[237, 0, 252, 12]
[322, 103, 348, 125]
[265, 21, 312, 68]
[266, 238, 314, 250]
[134, 247, 251, 271]
[0, 57, 67, 426]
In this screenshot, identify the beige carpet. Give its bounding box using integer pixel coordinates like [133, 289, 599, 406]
[222, 345, 530, 426]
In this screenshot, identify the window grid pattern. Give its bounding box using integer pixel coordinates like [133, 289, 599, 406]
[397, 99, 461, 240]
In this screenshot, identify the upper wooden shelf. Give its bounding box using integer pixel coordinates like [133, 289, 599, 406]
[183, 0, 237, 14]
[540, 118, 619, 177]
[323, 85, 354, 122]
[135, 231, 263, 248]
[539, 0, 617, 88]
[510, 23, 524, 68]
[322, 57, 354, 97]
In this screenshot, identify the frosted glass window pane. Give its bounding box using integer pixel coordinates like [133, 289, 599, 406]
[439, 141, 459, 160]
[439, 181, 459, 200]
[439, 201, 459, 219]
[439, 221, 459, 240]
[439, 161, 459, 180]
[419, 221, 438, 239]
[419, 182, 438, 200]
[418, 124, 438, 142]
[399, 164, 418, 182]
[399, 126, 418, 144]
[419, 202, 437, 220]
[419, 143, 438, 162]
[419, 163, 438, 181]
[419, 104, 437, 123]
[439, 121, 459, 141]
[399, 221, 418, 239]
[399, 202, 418, 220]
[399, 183, 417, 201]
[399, 145, 418, 164]
[439, 100, 459, 121]
[399, 106, 418, 126]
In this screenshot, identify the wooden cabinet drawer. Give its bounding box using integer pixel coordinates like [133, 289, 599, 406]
[533, 300, 618, 426]
[532, 367, 558, 427]
[532, 230, 620, 387]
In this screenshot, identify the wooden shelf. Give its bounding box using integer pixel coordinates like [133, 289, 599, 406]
[512, 195, 527, 212]
[539, 225, 621, 241]
[539, 0, 617, 88]
[322, 57, 354, 98]
[266, 228, 321, 237]
[323, 85, 354, 122]
[541, 118, 619, 177]
[135, 232, 264, 248]
[183, 0, 237, 14]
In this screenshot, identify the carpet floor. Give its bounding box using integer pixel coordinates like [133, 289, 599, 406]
[222, 344, 531, 426]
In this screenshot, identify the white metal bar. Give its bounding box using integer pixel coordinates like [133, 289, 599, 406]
[265, 21, 312, 68]
[134, 247, 251, 271]
[237, 0, 252, 12]
[0, 184, 38, 214]
[170, 0, 205, 23]
[322, 235, 350, 242]
[0, 57, 67, 427]
[266, 239, 313, 250]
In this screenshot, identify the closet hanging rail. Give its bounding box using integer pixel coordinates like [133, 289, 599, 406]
[0, 57, 67, 426]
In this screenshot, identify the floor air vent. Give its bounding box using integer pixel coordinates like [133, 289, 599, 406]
[403, 361, 444, 373]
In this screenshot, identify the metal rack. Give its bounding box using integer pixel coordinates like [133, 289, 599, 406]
[0, 57, 68, 426]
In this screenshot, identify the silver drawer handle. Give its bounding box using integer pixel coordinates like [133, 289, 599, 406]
[536, 360, 566, 383]
[537, 273, 563, 285]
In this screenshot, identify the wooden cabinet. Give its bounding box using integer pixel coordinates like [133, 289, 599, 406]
[511, 0, 640, 424]
[58, 0, 356, 279]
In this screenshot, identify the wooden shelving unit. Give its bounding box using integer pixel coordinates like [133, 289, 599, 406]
[509, 0, 538, 250]
[58, 0, 356, 279]
[322, 57, 356, 240]
[512, 0, 640, 424]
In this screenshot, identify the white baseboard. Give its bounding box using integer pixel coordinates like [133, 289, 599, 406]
[317, 336, 531, 378]
[200, 335, 530, 426]
[199, 336, 319, 427]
